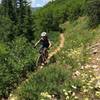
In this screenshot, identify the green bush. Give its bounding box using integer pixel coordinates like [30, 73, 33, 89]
[0, 17, 13, 42]
[14, 65, 82, 100]
[0, 36, 36, 99]
[66, 0, 84, 21]
[86, 0, 100, 27]
[33, 0, 87, 33]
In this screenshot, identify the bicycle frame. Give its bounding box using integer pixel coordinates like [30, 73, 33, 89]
[36, 48, 48, 67]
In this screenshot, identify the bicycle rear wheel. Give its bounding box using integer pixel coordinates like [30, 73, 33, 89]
[43, 48, 48, 61]
[36, 54, 43, 67]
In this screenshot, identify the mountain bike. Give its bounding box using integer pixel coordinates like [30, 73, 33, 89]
[36, 48, 48, 67]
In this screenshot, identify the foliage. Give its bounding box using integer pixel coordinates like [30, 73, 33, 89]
[0, 17, 13, 42]
[0, 36, 36, 99]
[33, 0, 86, 34]
[86, 0, 100, 27]
[0, 0, 100, 99]
[13, 65, 82, 100]
[1, 0, 35, 41]
[12, 17, 100, 100]
[57, 17, 99, 68]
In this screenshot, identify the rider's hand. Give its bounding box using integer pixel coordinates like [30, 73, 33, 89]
[34, 46, 36, 48]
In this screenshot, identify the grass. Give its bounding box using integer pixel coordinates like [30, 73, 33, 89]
[57, 16, 100, 68]
[10, 16, 100, 100]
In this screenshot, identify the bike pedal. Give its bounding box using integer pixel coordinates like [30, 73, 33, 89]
[40, 66, 43, 69]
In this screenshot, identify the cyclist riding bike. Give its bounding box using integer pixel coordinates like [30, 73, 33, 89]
[34, 32, 51, 66]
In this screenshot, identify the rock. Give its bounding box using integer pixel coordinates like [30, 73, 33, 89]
[92, 65, 98, 69]
[93, 49, 98, 54]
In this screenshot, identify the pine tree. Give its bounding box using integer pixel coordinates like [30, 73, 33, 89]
[2, 0, 17, 21]
[25, 6, 35, 41]
[1, 0, 34, 41]
[17, 0, 34, 40]
[1, 0, 8, 16]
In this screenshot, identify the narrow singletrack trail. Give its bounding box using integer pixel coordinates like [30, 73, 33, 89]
[89, 41, 100, 82]
[47, 33, 65, 62]
[8, 33, 65, 100]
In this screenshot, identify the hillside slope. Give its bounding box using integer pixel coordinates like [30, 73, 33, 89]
[8, 17, 100, 100]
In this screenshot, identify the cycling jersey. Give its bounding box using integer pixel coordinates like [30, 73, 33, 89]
[40, 37, 49, 48]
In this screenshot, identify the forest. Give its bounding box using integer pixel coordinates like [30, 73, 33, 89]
[0, 0, 100, 99]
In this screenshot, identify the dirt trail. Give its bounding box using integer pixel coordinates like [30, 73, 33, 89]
[8, 33, 65, 100]
[87, 41, 100, 82]
[47, 33, 65, 61]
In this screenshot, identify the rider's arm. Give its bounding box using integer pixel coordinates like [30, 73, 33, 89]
[34, 39, 41, 47]
[48, 39, 52, 48]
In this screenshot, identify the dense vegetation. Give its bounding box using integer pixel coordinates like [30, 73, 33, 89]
[12, 17, 100, 100]
[0, 0, 100, 99]
[0, 0, 36, 99]
[86, 0, 100, 27]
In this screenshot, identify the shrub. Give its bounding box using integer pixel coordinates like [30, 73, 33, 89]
[0, 36, 36, 99]
[86, 0, 100, 27]
[14, 66, 77, 100]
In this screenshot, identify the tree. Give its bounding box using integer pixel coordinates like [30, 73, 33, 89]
[86, 0, 100, 27]
[1, 0, 8, 16]
[1, 0, 34, 41]
[2, 0, 17, 21]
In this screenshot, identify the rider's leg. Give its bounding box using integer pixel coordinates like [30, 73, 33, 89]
[39, 47, 48, 65]
[43, 48, 48, 64]
[39, 46, 44, 66]
[39, 45, 43, 54]
[44, 48, 48, 59]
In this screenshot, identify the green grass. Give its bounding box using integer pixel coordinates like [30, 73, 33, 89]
[57, 16, 100, 68]
[11, 17, 100, 100]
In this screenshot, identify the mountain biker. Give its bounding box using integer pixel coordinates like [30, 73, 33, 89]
[34, 32, 51, 65]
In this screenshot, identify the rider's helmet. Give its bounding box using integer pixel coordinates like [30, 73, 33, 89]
[41, 32, 47, 37]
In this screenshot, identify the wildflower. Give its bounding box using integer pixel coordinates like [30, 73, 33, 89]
[74, 71, 80, 76]
[83, 86, 86, 89]
[95, 91, 100, 97]
[92, 65, 98, 69]
[81, 73, 88, 78]
[10, 93, 13, 97]
[83, 89, 88, 93]
[72, 85, 77, 89]
[74, 96, 78, 99]
[90, 77, 95, 82]
[66, 96, 69, 100]
[87, 83, 91, 86]
[63, 89, 66, 92]
[40, 92, 52, 99]
[63, 57, 65, 59]
[84, 98, 89, 100]
[89, 70, 92, 73]
[82, 79, 86, 83]
[89, 75, 93, 78]
[65, 92, 68, 96]
[97, 58, 100, 61]
[80, 66, 84, 70]
[84, 65, 91, 69]
[88, 57, 92, 60]
[95, 80, 100, 88]
[68, 90, 72, 93]
[72, 92, 75, 96]
[88, 86, 93, 89]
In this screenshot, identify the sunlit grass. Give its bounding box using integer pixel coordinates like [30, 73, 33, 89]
[11, 17, 100, 100]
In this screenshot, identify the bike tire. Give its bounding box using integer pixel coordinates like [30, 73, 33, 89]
[36, 55, 43, 67]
